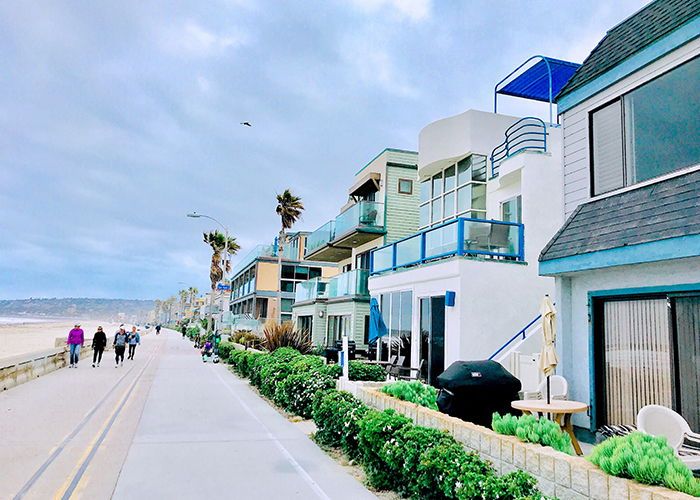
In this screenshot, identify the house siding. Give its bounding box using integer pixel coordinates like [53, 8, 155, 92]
[384, 164, 419, 244]
[326, 299, 370, 346]
[292, 302, 327, 346]
[560, 37, 700, 218]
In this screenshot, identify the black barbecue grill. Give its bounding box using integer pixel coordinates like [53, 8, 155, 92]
[436, 360, 521, 427]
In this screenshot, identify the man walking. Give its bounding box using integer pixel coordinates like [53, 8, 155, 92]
[67, 323, 84, 368]
[127, 326, 140, 360]
[92, 326, 107, 367]
[181, 324, 187, 339]
[114, 327, 128, 367]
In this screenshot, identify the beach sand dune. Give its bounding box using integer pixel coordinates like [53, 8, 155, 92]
[0, 320, 132, 360]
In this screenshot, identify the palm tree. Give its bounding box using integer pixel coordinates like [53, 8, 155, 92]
[178, 289, 188, 322]
[275, 189, 304, 324]
[203, 230, 240, 334]
[188, 286, 199, 320]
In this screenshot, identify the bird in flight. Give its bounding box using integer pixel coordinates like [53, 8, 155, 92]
[240, 122, 252, 127]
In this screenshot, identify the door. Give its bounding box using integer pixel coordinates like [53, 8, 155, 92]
[419, 296, 445, 386]
[598, 298, 673, 426]
[672, 295, 700, 430]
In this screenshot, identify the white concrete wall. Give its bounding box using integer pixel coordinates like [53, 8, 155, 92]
[554, 256, 700, 429]
[418, 110, 519, 179]
[560, 37, 700, 218]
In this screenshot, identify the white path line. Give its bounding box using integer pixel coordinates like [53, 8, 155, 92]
[211, 366, 332, 500]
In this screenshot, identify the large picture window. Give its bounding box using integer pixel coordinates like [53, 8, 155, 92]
[419, 154, 487, 229]
[590, 56, 700, 196]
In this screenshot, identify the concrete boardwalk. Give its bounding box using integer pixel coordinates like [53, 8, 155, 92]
[1, 330, 377, 500]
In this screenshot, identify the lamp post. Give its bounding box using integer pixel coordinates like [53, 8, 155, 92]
[187, 212, 230, 337]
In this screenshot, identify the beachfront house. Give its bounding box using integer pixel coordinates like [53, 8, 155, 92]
[539, 0, 700, 432]
[292, 149, 419, 350]
[367, 57, 582, 386]
[227, 232, 337, 332]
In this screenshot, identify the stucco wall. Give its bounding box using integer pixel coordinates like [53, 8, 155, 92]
[256, 261, 278, 291]
[554, 256, 700, 429]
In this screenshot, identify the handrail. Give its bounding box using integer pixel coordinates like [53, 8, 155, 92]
[489, 313, 542, 361]
[490, 117, 547, 178]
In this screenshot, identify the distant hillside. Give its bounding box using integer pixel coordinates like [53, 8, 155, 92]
[0, 298, 154, 323]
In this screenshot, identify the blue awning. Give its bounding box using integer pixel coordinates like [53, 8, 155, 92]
[496, 57, 580, 103]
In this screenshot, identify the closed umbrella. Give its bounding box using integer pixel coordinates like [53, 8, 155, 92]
[368, 298, 388, 346]
[538, 295, 558, 404]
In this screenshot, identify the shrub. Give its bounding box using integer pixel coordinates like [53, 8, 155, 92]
[231, 330, 263, 349]
[492, 413, 573, 455]
[357, 409, 413, 490]
[277, 368, 335, 418]
[217, 341, 234, 360]
[348, 361, 387, 381]
[262, 321, 313, 354]
[312, 390, 370, 459]
[472, 470, 541, 500]
[588, 432, 700, 496]
[186, 325, 200, 339]
[381, 381, 438, 410]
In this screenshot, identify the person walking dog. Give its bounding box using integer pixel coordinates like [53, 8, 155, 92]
[92, 326, 107, 367]
[127, 326, 140, 360]
[67, 323, 84, 368]
[114, 327, 128, 367]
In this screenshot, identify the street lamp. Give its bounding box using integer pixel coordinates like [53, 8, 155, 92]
[187, 212, 231, 337]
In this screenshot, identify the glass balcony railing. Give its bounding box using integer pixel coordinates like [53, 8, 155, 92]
[334, 201, 385, 238]
[305, 220, 336, 256]
[327, 269, 370, 298]
[371, 217, 525, 274]
[231, 244, 278, 277]
[294, 277, 328, 303]
[305, 202, 385, 257]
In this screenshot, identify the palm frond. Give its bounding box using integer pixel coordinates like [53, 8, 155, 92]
[276, 189, 304, 230]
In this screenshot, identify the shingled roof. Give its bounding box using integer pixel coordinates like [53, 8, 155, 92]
[539, 169, 700, 262]
[557, 0, 700, 99]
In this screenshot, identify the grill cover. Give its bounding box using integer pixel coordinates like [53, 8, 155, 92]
[436, 360, 521, 427]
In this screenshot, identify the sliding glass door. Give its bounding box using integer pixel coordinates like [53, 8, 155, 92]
[419, 296, 445, 386]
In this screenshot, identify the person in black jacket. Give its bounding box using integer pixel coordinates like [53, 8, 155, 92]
[92, 326, 107, 367]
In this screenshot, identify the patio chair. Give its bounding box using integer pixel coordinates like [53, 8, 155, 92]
[387, 356, 406, 380]
[637, 405, 700, 470]
[394, 359, 426, 382]
[522, 375, 569, 401]
[384, 355, 398, 376]
[487, 223, 513, 256]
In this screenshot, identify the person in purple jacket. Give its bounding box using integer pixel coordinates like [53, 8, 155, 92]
[67, 323, 84, 368]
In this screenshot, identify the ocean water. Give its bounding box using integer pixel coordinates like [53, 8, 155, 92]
[0, 317, 54, 325]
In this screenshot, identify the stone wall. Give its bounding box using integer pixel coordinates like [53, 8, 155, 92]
[337, 379, 693, 500]
[1, 346, 90, 391]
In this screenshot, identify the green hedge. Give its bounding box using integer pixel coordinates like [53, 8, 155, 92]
[589, 432, 700, 496]
[381, 380, 438, 410]
[348, 361, 386, 381]
[492, 413, 573, 455]
[223, 347, 547, 499]
[217, 341, 234, 360]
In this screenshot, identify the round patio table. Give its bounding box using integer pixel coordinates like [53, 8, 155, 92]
[511, 400, 588, 455]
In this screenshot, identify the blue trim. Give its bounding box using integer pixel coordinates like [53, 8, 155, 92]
[588, 282, 700, 298]
[558, 18, 700, 113]
[355, 147, 418, 175]
[588, 297, 597, 431]
[539, 234, 700, 276]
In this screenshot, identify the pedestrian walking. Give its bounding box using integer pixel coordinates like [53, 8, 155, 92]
[114, 327, 128, 367]
[67, 323, 84, 368]
[155, 324, 161, 335]
[181, 324, 187, 339]
[127, 326, 140, 360]
[92, 326, 107, 367]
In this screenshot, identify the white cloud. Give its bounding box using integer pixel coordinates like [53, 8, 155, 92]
[347, 0, 431, 21]
[197, 75, 212, 93]
[160, 22, 248, 57]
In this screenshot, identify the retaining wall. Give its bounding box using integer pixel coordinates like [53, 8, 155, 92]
[337, 380, 693, 500]
[0, 346, 93, 391]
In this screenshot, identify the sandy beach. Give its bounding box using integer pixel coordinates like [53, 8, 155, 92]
[0, 320, 131, 360]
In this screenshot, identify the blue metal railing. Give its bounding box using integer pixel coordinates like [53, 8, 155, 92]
[490, 117, 547, 178]
[370, 217, 525, 274]
[488, 313, 542, 361]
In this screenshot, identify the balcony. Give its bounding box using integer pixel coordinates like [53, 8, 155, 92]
[327, 269, 369, 298]
[294, 277, 329, 303]
[490, 117, 547, 178]
[305, 201, 385, 261]
[371, 217, 524, 274]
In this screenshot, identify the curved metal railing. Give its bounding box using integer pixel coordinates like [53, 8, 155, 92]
[490, 117, 547, 178]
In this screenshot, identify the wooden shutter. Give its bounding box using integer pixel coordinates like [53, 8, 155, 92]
[603, 298, 672, 425]
[591, 100, 624, 195]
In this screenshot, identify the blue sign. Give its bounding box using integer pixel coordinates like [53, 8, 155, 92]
[217, 284, 231, 291]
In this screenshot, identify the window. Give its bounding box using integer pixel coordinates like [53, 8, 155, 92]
[419, 155, 487, 229]
[355, 250, 371, 270]
[500, 195, 522, 223]
[378, 291, 412, 366]
[327, 315, 351, 344]
[281, 298, 294, 313]
[590, 56, 700, 196]
[398, 178, 413, 194]
[298, 315, 313, 336]
[280, 265, 323, 293]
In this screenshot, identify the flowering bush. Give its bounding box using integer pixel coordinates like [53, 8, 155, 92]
[381, 380, 438, 410]
[589, 432, 700, 496]
[492, 412, 573, 454]
[312, 389, 369, 459]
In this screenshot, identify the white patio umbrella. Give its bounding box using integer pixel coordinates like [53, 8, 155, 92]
[538, 295, 559, 404]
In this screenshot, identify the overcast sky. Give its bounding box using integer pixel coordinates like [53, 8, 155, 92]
[0, 0, 649, 300]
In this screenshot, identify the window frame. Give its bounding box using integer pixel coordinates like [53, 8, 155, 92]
[398, 178, 413, 194]
[588, 55, 700, 197]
